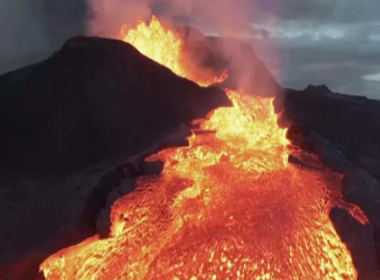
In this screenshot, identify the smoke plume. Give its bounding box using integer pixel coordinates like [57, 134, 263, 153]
[0, 0, 279, 95]
[87, 0, 258, 37]
[87, 0, 279, 96]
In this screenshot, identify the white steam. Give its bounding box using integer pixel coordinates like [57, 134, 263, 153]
[85, 0, 280, 96]
[87, 0, 258, 38]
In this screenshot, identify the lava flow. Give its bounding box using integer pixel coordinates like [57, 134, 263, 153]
[41, 17, 361, 280]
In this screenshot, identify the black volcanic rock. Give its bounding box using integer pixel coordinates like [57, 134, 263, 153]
[330, 207, 378, 279]
[0, 36, 231, 176]
[342, 170, 380, 270]
[275, 85, 380, 179]
[177, 26, 280, 97]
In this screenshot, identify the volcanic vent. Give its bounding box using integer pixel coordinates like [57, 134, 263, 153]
[40, 16, 368, 280]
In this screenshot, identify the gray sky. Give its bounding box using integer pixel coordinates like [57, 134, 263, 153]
[248, 0, 380, 98]
[0, 0, 379, 99]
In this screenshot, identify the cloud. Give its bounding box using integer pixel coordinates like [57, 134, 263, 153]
[254, 23, 346, 41]
[254, 0, 380, 24]
[249, 17, 380, 95]
[369, 34, 380, 42]
[244, 0, 380, 99]
[363, 73, 380, 82]
[250, 25, 380, 99]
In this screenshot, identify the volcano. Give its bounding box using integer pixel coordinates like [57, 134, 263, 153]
[0, 36, 230, 175]
[1, 16, 380, 280]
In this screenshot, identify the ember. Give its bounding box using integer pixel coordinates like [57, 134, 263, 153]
[41, 16, 362, 280]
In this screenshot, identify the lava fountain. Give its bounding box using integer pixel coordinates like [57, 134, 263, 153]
[120, 16, 227, 87]
[41, 16, 363, 280]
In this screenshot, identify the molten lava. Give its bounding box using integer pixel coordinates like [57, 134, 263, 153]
[41, 16, 363, 280]
[121, 16, 227, 87]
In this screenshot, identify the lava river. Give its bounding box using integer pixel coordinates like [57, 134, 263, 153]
[41, 17, 364, 280]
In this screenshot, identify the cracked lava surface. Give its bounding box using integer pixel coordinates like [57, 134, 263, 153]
[40, 16, 366, 280]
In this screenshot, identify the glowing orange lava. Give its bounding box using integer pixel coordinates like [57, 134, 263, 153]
[40, 16, 361, 280]
[121, 16, 227, 87]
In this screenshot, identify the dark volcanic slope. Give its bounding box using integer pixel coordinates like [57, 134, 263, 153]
[177, 26, 280, 97]
[275, 85, 380, 179]
[0, 36, 230, 176]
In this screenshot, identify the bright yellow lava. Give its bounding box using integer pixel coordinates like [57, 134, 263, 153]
[121, 16, 227, 87]
[40, 16, 360, 280]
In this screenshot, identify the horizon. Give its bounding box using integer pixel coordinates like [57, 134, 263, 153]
[1, 0, 379, 99]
